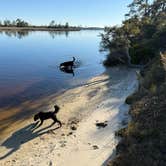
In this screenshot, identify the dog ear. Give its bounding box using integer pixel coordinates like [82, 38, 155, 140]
[54, 105, 60, 113]
[54, 105, 59, 109]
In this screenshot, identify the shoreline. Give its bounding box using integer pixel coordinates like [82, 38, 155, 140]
[107, 55, 166, 166]
[0, 26, 81, 32]
[0, 27, 104, 32]
[0, 67, 138, 166]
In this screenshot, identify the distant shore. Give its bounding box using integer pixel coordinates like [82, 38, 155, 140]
[0, 26, 81, 31]
[0, 26, 104, 31]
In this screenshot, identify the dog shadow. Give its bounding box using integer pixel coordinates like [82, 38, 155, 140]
[0, 122, 60, 160]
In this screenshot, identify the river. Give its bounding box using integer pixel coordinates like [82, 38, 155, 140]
[0, 30, 105, 136]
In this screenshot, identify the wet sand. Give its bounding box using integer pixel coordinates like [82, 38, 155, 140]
[0, 67, 138, 166]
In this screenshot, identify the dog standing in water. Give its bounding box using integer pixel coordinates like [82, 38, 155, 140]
[34, 105, 62, 128]
[60, 57, 75, 69]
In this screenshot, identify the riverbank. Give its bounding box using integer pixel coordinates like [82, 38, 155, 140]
[0, 26, 81, 31]
[0, 26, 103, 32]
[0, 67, 137, 166]
[107, 53, 166, 166]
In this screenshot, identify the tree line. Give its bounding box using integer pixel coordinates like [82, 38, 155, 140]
[48, 21, 70, 28]
[0, 18, 78, 28]
[0, 19, 29, 27]
[101, 0, 166, 66]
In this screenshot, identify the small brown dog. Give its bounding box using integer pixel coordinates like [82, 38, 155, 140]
[34, 105, 62, 128]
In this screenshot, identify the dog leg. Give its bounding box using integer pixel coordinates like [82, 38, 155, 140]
[52, 117, 62, 127]
[38, 120, 43, 127]
[57, 119, 62, 127]
[32, 120, 43, 131]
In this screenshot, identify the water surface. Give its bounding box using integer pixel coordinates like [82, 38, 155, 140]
[0, 30, 105, 109]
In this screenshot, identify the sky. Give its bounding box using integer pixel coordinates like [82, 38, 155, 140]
[0, 0, 132, 27]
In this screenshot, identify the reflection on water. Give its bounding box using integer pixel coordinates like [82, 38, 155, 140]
[0, 30, 30, 39]
[60, 67, 75, 76]
[0, 30, 69, 39]
[49, 31, 69, 38]
[0, 30, 105, 102]
[0, 30, 105, 134]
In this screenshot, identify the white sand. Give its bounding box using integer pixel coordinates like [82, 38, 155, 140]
[0, 67, 138, 166]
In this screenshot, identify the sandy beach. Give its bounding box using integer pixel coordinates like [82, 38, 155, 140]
[0, 67, 138, 166]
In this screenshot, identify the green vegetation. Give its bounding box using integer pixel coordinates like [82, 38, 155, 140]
[0, 19, 104, 32]
[0, 18, 29, 27]
[48, 20, 70, 29]
[0, 18, 104, 31]
[0, 18, 80, 30]
[101, 0, 166, 66]
[108, 52, 166, 166]
[102, 0, 166, 165]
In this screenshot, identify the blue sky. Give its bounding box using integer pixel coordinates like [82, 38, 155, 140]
[0, 0, 132, 27]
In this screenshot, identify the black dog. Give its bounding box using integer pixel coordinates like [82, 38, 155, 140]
[34, 105, 62, 128]
[60, 66, 75, 76]
[60, 57, 75, 69]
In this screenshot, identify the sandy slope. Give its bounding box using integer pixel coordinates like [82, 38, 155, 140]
[0, 67, 138, 166]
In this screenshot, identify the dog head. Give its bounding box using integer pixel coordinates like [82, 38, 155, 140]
[34, 113, 39, 121]
[54, 105, 60, 113]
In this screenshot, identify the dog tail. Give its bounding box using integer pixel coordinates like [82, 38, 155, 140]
[53, 105, 60, 114]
